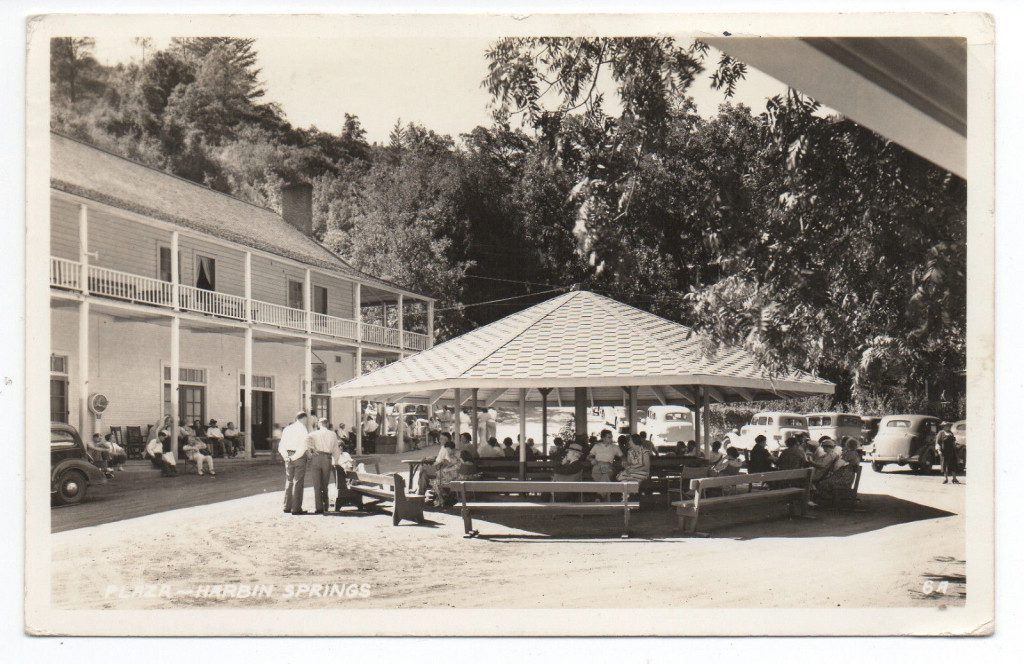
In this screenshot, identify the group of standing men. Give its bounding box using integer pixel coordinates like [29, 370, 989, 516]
[279, 411, 355, 515]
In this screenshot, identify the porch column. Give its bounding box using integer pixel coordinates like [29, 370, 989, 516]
[471, 388, 479, 446]
[453, 388, 462, 443]
[574, 387, 588, 441]
[243, 251, 253, 458]
[304, 338, 313, 415]
[170, 230, 179, 310]
[243, 328, 253, 459]
[539, 388, 551, 457]
[304, 268, 312, 334]
[426, 300, 435, 348]
[628, 386, 638, 435]
[355, 346, 363, 454]
[77, 301, 90, 440]
[77, 204, 90, 439]
[693, 389, 701, 449]
[518, 388, 527, 480]
[397, 293, 404, 353]
[170, 316, 180, 459]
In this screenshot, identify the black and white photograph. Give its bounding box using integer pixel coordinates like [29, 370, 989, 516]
[11, 8, 1003, 643]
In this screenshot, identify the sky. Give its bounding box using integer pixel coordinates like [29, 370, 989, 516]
[92, 35, 795, 144]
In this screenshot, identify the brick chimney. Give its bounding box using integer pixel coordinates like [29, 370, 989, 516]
[281, 182, 313, 236]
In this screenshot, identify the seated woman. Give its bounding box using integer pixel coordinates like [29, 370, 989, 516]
[814, 438, 856, 507]
[616, 434, 652, 483]
[684, 440, 700, 457]
[705, 440, 725, 466]
[427, 438, 461, 507]
[456, 450, 481, 480]
[502, 436, 516, 458]
[840, 437, 862, 465]
[710, 447, 744, 494]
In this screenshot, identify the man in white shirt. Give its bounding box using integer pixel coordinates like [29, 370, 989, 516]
[145, 432, 177, 476]
[279, 412, 311, 514]
[306, 417, 341, 514]
[477, 437, 504, 458]
[206, 419, 226, 457]
[588, 429, 623, 483]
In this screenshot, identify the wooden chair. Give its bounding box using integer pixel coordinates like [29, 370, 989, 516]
[125, 426, 145, 460]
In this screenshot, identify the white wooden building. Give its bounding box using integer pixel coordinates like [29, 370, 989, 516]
[48, 133, 434, 457]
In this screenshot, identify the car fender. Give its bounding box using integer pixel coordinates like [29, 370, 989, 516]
[51, 459, 104, 490]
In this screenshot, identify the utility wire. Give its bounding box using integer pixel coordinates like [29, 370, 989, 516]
[432, 286, 569, 312]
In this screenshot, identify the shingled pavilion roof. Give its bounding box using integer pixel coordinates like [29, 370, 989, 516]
[331, 290, 834, 406]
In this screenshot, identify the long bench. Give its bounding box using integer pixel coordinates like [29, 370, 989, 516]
[450, 480, 640, 538]
[672, 468, 814, 536]
[336, 471, 425, 526]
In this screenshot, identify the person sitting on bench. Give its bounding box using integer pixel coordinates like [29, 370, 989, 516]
[705, 440, 725, 465]
[183, 434, 216, 476]
[429, 438, 461, 507]
[812, 438, 855, 507]
[684, 440, 700, 457]
[222, 422, 241, 457]
[87, 433, 114, 479]
[205, 419, 227, 457]
[145, 432, 178, 476]
[616, 434, 651, 483]
[748, 435, 775, 473]
[710, 446, 744, 495]
[502, 436, 516, 458]
[477, 436, 504, 458]
[457, 450, 481, 480]
[588, 429, 623, 483]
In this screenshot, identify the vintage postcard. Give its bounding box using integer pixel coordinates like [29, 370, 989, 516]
[23, 12, 995, 636]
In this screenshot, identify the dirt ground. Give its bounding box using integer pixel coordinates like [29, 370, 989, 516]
[50, 461, 966, 610]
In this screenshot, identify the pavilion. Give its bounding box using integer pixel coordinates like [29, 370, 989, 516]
[330, 290, 834, 473]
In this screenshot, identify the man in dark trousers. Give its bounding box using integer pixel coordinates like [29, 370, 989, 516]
[936, 421, 961, 484]
[748, 435, 775, 473]
[279, 412, 311, 514]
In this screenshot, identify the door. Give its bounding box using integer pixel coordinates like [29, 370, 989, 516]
[241, 389, 274, 451]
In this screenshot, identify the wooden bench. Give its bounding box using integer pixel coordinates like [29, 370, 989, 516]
[451, 480, 640, 538]
[336, 471, 425, 526]
[673, 468, 814, 536]
[475, 458, 555, 479]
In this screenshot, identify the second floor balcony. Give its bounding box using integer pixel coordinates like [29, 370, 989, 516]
[50, 257, 431, 353]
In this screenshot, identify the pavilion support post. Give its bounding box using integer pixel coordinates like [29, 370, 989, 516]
[397, 400, 406, 453]
[243, 327, 253, 459]
[692, 388, 701, 448]
[518, 388, 527, 480]
[539, 388, 551, 457]
[355, 398, 363, 455]
[628, 386, 638, 435]
[453, 388, 462, 443]
[471, 388, 480, 446]
[700, 387, 710, 458]
[574, 387, 588, 441]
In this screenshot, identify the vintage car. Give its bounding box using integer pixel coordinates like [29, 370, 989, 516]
[807, 412, 865, 446]
[638, 405, 696, 450]
[737, 412, 808, 453]
[51, 422, 106, 505]
[869, 414, 941, 473]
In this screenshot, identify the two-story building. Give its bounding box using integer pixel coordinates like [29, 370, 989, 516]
[48, 133, 434, 457]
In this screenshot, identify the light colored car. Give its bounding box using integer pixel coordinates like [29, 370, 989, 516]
[869, 414, 941, 473]
[737, 412, 808, 453]
[638, 405, 695, 449]
[952, 420, 966, 447]
[807, 412, 865, 445]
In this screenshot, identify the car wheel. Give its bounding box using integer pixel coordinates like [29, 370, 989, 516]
[55, 469, 88, 505]
[872, 462, 886, 473]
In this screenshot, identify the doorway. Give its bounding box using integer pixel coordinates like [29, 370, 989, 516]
[240, 389, 274, 451]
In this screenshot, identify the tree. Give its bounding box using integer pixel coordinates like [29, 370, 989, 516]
[50, 37, 104, 105]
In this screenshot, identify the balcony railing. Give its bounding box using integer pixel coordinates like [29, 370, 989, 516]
[50, 257, 81, 290]
[88, 264, 174, 307]
[311, 311, 358, 340]
[251, 300, 307, 331]
[50, 257, 429, 352]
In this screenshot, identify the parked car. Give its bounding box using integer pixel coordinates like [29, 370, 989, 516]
[807, 412, 865, 456]
[861, 416, 882, 446]
[737, 412, 808, 453]
[638, 405, 695, 450]
[868, 415, 941, 473]
[51, 422, 106, 506]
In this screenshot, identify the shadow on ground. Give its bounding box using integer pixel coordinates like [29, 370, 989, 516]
[433, 492, 957, 541]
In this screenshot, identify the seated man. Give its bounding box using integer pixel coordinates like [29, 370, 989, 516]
[477, 436, 504, 458]
[87, 433, 114, 479]
[144, 432, 178, 476]
[205, 419, 226, 457]
[183, 434, 216, 476]
[222, 422, 241, 457]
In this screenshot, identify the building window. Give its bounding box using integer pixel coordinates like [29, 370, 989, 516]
[307, 363, 331, 421]
[158, 245, 183, 283]
[162, 365, 207, 425]
[195, 255, 216, 291]
[313, 285, 328, 314]
[50, 354, 69, 424]
[287, 279, 304, 309]
[240, 374, 275, 390]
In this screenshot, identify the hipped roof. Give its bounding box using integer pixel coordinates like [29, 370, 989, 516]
[331, 290, 834, 406]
